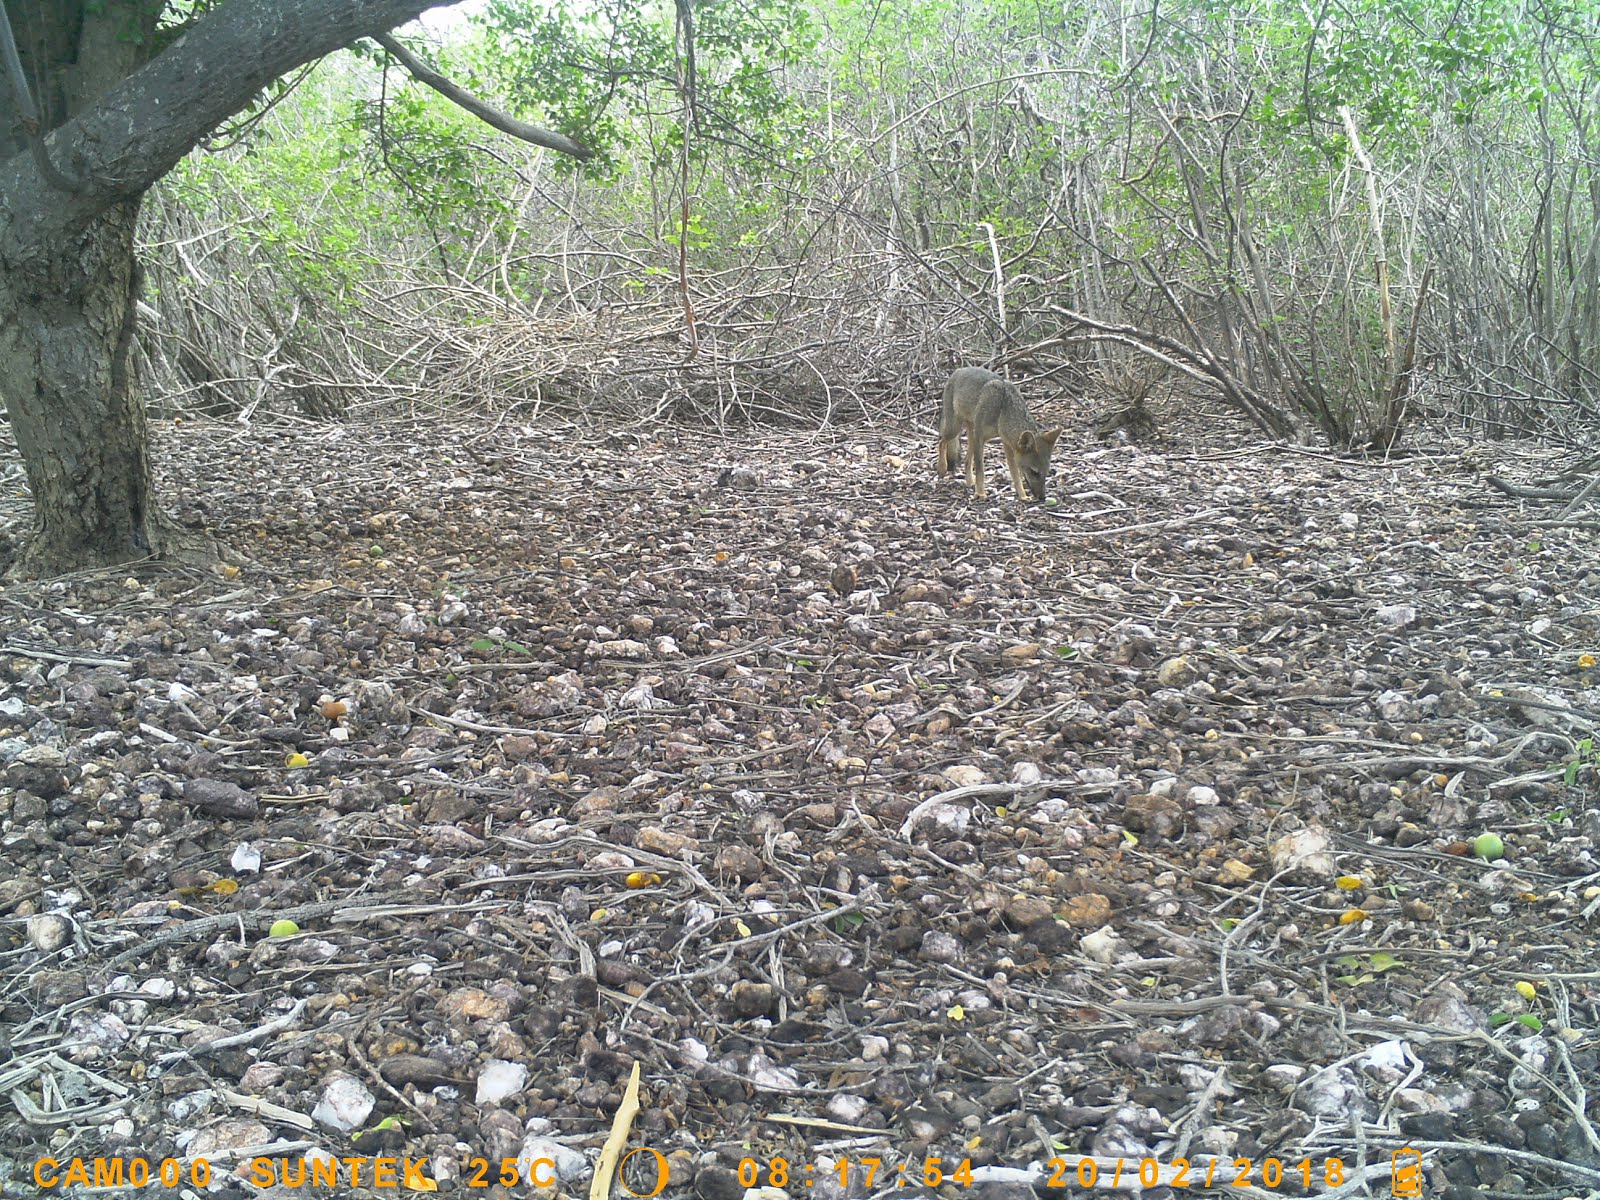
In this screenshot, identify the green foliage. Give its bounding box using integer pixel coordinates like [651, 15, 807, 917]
[476, 0, 818, 178]
[1562, 736, 1597, 787]
[1335, 951, 1404, 986]
[1489, 1011, 1545, 1032]
[470, 636, 532, 656]
[143, 0, 1600, 440]
[349, 83, 518, 234]
[1246, 0, 1538, 146]
[164, 69, 389, 306]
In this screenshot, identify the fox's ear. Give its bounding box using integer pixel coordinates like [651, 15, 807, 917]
[1043, 428, 1063, 449]
[1017, 431, 1036, 451]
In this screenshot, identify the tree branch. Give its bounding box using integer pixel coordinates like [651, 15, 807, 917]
[0, 1, 453, 268]
[0, 1, 82, 192]
[372, 33, 591, 161]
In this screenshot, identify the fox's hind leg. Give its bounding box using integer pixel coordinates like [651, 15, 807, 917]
[967, 427, 988, 499]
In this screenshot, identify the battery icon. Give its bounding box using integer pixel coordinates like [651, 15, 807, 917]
[1391, 1147, 1423, 1197]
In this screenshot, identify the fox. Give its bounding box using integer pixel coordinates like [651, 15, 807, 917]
[936, 366, 1063, 502]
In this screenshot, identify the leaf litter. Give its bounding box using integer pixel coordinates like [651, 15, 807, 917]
[1, 411, 1599, 1196]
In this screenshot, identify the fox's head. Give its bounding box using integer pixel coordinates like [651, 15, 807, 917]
[1016, 429, 1063, 500]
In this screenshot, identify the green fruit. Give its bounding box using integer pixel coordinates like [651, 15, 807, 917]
[1472, 833, 1505, 861]
[268, 919, 301, 937]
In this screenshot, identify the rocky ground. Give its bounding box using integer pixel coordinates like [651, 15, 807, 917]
[1, 405, 1599, 1200]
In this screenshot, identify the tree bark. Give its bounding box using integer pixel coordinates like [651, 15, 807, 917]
[0, 199, 212, 572]
[0, 0, 448, 576]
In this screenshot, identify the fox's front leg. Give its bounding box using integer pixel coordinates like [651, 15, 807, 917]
[1004, 445, 1027, 501]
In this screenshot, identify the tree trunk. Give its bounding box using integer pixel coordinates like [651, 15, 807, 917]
[0, 197, 205, 573]
[1, 0, 447, 576]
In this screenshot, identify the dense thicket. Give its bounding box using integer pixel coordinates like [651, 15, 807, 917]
[144, 0, 1600, 446]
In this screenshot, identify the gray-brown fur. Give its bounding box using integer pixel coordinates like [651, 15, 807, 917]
[936, 366, 1063, 501]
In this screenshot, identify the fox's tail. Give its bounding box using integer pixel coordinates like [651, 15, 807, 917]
[936, 376, 961, 475]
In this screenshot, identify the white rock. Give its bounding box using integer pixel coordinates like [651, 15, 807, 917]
[1374, 689, 1412, 719]
[622, 682, 666, 709]
[17, 745, 66, 769]
[65, 1011, 130, 1060]
[1361, 1038, 1411, 1078]
[475, 1059, 528, 1105]
[526, 818, 571, 842]
[1079, 926, 1124, 964]
[289, 938, 340, 963]
[109, 995, 150, 1022]
[747, 1053, 802, 1091]
[1298, 1066, 1369, 1119]
[1508, 1037, 1553, 1095]
[186, 1118, 270, 1157]
[1027, 798, 1077, 826]
[27, 913, 71, 952]
[517, 1135, 588, 1181]
[918, 931, 962, 963]
[677, 1037, 709, 1066]
[1374, 604, 1417, 628]
[231, 843, 262, 873]
[1268, 826, 1335, 879]
[1392, 1087, 1449, 1114]
[941, 764, 985, 788]
[824, 1094, 870, 1123]
[166, 1089, 217, 1122]
[310, 1075, 376, 1132]
[926, 804, 971, 835]
[1010, 761, 1043, 786]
